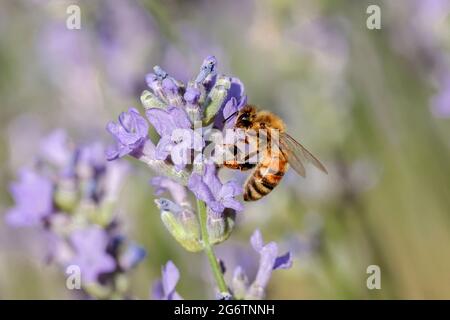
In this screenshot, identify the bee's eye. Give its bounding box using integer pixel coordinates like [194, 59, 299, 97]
[240, 114, 249, 122]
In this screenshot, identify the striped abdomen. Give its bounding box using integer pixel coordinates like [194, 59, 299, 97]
[243, 149, 289, 201]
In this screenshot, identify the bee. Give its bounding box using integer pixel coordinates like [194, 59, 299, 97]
[222, 105, 328, 201]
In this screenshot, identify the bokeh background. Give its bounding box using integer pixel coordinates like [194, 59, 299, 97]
[1, 0, 450, 299]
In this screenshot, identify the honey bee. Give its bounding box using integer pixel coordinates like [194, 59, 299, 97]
[222, 105, 328, 201]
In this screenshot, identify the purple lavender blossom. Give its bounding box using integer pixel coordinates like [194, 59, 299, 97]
[146, 106, 204, 170]
[152, 261, 183, 300]
[231, 230, 292, 299]
[5, 130, 146, 298]
[215, 78, 247, 130]
[106, 107, 149, 160]
[69, 227, 116, 284]
[39, 129, 72, 168]
[188, 163, 243, 214]
[5, 169, 53, 227]
[195, 55, 217, 84]
[106, 56, 250, 297]
[222, 95, 247, 129]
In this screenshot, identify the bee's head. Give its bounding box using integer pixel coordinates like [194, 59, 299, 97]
[235, 105, 256, 128]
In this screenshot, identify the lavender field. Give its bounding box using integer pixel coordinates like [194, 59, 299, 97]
[1, 0, 450, 300]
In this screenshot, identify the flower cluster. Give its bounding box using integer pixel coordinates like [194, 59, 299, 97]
[107, 56, 292, 299]
[106, 56, 247, 252]
[5, 130, 146, 299]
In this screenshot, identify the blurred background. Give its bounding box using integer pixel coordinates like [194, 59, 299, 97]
[1, 0, 450, 299]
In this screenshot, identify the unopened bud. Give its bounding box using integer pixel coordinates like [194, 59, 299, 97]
[203, 76, 231, 125]
[207, 208, 235, 245]
[155, 198, 203, 252]
[140, 90, 167, 110]
[54, 179, 79, 213]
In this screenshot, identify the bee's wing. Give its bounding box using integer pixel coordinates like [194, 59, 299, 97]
[278, 132, 328, 177]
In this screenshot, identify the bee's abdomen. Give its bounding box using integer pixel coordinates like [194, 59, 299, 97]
[243, 155, 288, 201]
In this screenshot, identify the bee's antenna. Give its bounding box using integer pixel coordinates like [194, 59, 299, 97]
[223, 110, 239, 124]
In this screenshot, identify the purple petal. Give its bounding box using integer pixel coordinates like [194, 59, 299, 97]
[188, 173, 224, 213]
[5, 169, 53, 227]
[219, 180, 244, 212]
[5, 208, 36, 227]
[106, 145, 120, 161]
[155, 135, 173, 160]
[69, 227, 116, 283]
[119, 108, 149, 136]
[162, 77, 177, 93]
[150, 176, 188, 205]
[273, 252, 293, 270]
[202, 163, 222, 197]
[146, 108, 177, 136]
[161, 261, 180, 295]
[220, 180, 243, 198]
[184, 87, 200, 104]
[253, 242, 278, 289]
[221, 197, 244, 212]
[167, 107, 191, 129]
[106, 108, 148, 159]
[39, 129, 71, 167]
[152, 280, 165, 300]
[250, 229, 264, 252]
[214, 77, 246, 129]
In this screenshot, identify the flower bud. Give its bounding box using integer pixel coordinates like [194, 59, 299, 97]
[184, 87, 202, 123]
[54, 178, 79, 213]
[145, 73, 168, 104]
[195, 55, 217, 84]
[155, 198, 203, 252]
[140, 90, 167, 110]
[203, 76, 231, 125]
[162, 77, 184, 107]
[207, 208, 235, 245]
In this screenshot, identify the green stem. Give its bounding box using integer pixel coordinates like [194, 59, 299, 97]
[196, 199, 229, 295]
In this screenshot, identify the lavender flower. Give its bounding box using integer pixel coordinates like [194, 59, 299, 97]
[231, 230, 293, 300]
[108, 57, 246, 252]
[69, 227, 116, 284]
[39, 129, 72, 168]
[5, 169, 53, 227]
[106, 107, 149, 160]
[214, 78, 247, 130]
[188, 163, 243, 215]
[5, 130, 146, 299]
[152, 261, 183, 300]
[106, 56, 302, 299]
[146, 106, 204, 170]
